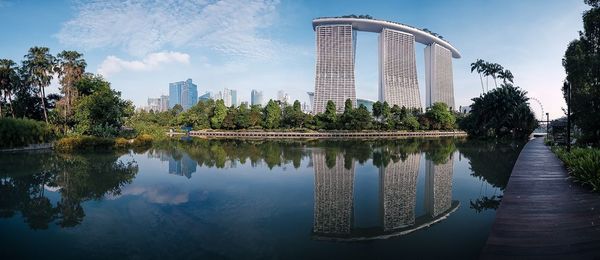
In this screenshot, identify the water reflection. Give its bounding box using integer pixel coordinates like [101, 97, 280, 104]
[312, 144, 458, 241]
[0, 151, 138, 229]
[0, 138, 524, 234]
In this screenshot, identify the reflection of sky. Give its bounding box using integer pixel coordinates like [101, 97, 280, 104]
[1, 145, 510, 259]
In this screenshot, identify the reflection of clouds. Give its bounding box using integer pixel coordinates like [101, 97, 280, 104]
[111, 184, 191, 205]
[44, 185, 60, 192]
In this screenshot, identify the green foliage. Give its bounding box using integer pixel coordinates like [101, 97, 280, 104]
[423, 102, 456, 130]
[0, 117, 56, 148]
[262, 99, 281, 129]
[317, 100, 338, 130]
[461, 84, 537, 139]
[554, 147, 600, 190]
[562, 2, 600, 146]
[210, 99, 227, 129]
[55, 134, 153, 151]
[72, 74, 133, 137]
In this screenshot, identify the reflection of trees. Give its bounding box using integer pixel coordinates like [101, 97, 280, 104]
[469, 195, 502, 213]
[457, 140, 525, 190]
[0, 151, 138, 229]
[457, 140, 525, 213]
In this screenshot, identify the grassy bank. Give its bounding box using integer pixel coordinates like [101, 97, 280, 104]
[55, 134, 153, 151]
[552, 147, 600, 191]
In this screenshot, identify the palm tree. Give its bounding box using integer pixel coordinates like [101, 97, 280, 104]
[56, 50, 86, 122]
[0, 59, 19, 118]
[484, 62, 504, 89]
[23, 47, 56, 123]
[470, 59, 486, 93]
[497, 69, 514, 85]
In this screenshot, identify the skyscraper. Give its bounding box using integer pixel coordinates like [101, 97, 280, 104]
[313, 24, 357, 114]
[277, 90, 290, 104]
[169, 79, 198, 110]
[425, 43, 455, 109]
[251, 89, 263, 106]
[231, 89, 238, 107]
[199, 92, 212, 102]
[147, 98, 160, 112]
[159, 95, 169, 112]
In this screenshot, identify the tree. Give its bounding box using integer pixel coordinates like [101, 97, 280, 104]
[348, 104, 372, 130]
[263, 99, 281, 129]
[318, 100, 338, 130]
[72, 74, 133, 137]
[470, 59, 486, 93]
[484, 62, 504, 89]
[497, 69, 514, 85]
[210, 99, 227, 129]
[22, 47, 56, 123]
[222, 108, 237, 130]
[0, 59, 19, 118]
[282, 100, 305, 128]
[424, 102, 456, 130]
[235, 103, 251, 129]
[562, 0, 600, 145]
[461, 84, 537, 139]
[340, 99, 354, 129]
[249, 105, 263, 128]
[56, 51, 86, 124]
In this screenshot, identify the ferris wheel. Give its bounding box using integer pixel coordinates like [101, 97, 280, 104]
[529, 97, 545, 121]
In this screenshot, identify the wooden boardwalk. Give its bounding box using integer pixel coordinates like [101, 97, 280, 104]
[481, 138, 600, 259]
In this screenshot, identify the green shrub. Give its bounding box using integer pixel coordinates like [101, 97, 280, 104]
[553, 147, 600, 191]
[55, 136, 115, 151]
[132, 134, 153, 147]
[0, 118, 56, 148]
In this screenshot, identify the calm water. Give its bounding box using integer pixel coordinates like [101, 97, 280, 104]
[0, 138, 524, 259]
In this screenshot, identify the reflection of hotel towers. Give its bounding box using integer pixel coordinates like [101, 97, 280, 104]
[424, 157, 454, 218]
[379, 153, 421, 231]
[312, 150, 355, 235]
[168, 154, 198, 179]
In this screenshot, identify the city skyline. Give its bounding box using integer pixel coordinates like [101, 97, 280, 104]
[0, 0, 588, 119]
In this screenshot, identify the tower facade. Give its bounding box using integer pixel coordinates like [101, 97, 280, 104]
[425, 43, 455, 109]
[312, 150, 355, 235]
[169, 79, 198, 110]
[378, 28, 421, 109]
[379, 153, 421, 231]
[251, 89, 263, 106]
[313, 24, 356, 114]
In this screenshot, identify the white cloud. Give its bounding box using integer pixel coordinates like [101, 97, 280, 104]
[97, 51, 190, 76]
[57, 0, 280, 58]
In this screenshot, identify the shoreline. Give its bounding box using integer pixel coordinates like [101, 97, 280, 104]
[178, 130, 467, 139]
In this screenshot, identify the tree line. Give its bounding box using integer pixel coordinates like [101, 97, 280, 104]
[0, 47, 133, 138]
[129, 99, 458, 133]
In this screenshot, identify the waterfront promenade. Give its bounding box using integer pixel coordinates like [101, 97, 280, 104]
[481, 138, 600, 259]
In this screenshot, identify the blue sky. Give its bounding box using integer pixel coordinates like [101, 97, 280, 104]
[0, 0, 589, 119]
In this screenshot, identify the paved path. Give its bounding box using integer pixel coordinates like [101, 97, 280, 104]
[481, 138, 600, 259]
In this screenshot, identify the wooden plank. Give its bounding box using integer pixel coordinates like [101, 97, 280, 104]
[481, 138, 600, 259]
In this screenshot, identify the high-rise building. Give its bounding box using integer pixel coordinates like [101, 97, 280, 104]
[277, 90, 290, 104]
[159, 95, 169, 112]
[379, 28, 421, 109]
[307, 92, 315, 112]
[425, 43, 455, 109]
[312, 17, 460, 114]
[169, 79, 198, 110]
[313, 24, 357, 114]
[147, 98, 160, 112]
[222, 88, 232, 107]
[199, 92, 212, 102]
[251, 89, 263, 106]
[231, 89, 238, 107]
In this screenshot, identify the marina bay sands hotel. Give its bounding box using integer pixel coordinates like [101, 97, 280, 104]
[312, 17, 461, 114]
